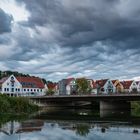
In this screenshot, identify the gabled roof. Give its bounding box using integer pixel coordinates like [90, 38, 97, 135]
[16, 76, 45, 88]
[66, 78, 75, 85]
[112, 80, 118, 84]
[96, 79, 108, 87]
[136, 81, 140, 85]
[121, 80, 133, 89]
[92, 80, 97, 89]
[47, 83, 57, 90]
[0, 77, 8, 84]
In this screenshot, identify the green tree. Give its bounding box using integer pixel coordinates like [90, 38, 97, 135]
[76, 78, 91, 94]
[75, 124, 91, 136]
[46, 89, 55, 96]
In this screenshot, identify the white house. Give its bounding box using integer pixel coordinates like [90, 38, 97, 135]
[66, 78, 77, 95]
[58, 78, 77, 95]
[95, 79, 116, 94]
[121, 80, 138, 93]
[0, 75, 46, 96]
[137, 81, 140, 92]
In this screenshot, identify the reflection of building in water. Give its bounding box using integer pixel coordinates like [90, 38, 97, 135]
[56, 121, 140, 134]
[0, 121, 20, 135]
[0, 120, 44, 135]
[16, 120, 44, 133]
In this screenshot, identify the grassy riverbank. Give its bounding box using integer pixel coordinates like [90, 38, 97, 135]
[0, 95, 38, 114]
[131, 101, 140, 116]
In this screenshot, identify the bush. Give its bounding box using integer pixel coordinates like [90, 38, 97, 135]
[0, 94, 38, 114]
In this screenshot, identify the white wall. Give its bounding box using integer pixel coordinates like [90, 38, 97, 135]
[2, 75, 22, 95]
[103, 80, 116, 94]
[137, 82, 140, 92]
[1, 75, 45, 96]
[129, 81, 138, 92]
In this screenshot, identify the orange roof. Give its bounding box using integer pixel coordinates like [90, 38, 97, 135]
[16, 76, 45, 88]
[112, 80, 117, 84]
[121, 80, 133, 89]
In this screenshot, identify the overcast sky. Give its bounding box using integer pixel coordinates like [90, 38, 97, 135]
[0, 0, 140, 81]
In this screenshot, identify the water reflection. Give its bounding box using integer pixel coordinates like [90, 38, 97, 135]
[0, 109, 140, 140]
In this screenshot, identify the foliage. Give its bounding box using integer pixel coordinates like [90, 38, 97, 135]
[76, 78, 92, 94]
[131, 101, 140, 116]
[0, 95, 38, 114]
[46, 89, 55, 96]
[75, 124, 91, 136]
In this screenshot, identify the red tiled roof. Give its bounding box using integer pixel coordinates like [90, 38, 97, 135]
[121, 80, 133, 89]
[0, 77, 8, 84]
[16, 76, 45, 88]
[112, 80, 117, 84]
[96, 79, 108, 87]
[47, 83, 57, 90]
[66, 78, 75, 85]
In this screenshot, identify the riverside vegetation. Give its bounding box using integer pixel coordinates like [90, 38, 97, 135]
[0, 95, 38, 114]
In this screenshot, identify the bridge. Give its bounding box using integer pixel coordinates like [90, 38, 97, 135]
[29, 93, 140, 117]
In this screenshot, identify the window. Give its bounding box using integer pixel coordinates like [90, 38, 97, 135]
[40, 89, 42, 92]
[7, 88, 9, 91]
[18, 89, 20, 92]
[34, 89, 36, 92]
[24, 89, 26, 91]
[31, 89, 32, 92]
[27, 89, 29, 91]
[11, 88, 14, 92]
[4, 88, 6, 91]
[37, 89, 39, 92]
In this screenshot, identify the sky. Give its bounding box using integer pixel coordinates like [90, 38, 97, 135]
[0, 0, 140, 81]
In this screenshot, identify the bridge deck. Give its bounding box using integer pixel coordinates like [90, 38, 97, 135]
[28, 93, 140, 101]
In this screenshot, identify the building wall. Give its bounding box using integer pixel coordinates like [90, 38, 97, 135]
[137, 82, 140, 92]
[129, 81, 138, 92]
[103, 80, 116, 94]
[91, 89, 97, 94]
[113, 80, 124, 93]
[1, 75, 45, 96]
[2, 75, 22, 96]
[58, 79, 67, 95]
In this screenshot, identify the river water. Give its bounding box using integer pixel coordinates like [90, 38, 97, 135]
[0, 109, 140, 140]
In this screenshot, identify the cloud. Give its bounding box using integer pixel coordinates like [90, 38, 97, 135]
[0, 0, 139, 81]
[0, 8, 13, 34]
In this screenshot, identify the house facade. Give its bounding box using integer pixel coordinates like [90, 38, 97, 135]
[0, 75, 46, 96]
[58, 78, 77, 95]
[96, 79, 116, 94]
[121, 80, 138, 93]
[112, 80, 124, 93]
[137, 81, 140, 92]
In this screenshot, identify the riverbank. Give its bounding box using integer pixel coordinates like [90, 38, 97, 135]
[0, 95, 38, 114]
[131, 101, 140, 116]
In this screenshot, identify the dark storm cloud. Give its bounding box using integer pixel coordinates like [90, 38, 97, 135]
[0, 8, 13, 34]
[17, 0, 140, 49]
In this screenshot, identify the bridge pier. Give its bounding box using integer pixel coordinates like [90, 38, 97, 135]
[100, 101, 131, 118]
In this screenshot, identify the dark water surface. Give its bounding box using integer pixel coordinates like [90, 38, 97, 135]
[0, 109, 140, 140]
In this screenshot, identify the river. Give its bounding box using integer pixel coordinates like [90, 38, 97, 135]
[0, 109, 140, 140]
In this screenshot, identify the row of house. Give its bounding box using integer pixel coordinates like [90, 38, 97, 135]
[0, 75, 46, 96]
[0, 74, 139, 96]
[47, 78, 140, 95]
